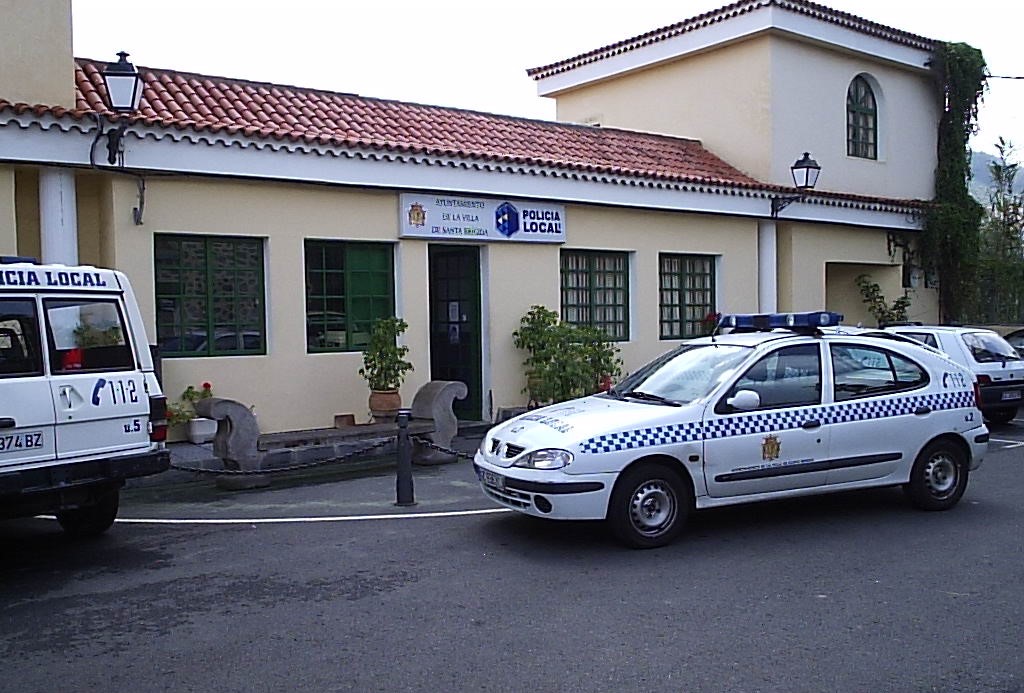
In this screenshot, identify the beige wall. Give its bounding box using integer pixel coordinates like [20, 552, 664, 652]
[0, 0, 75, 109]
[566, 206, 758, 374]
[95, 176, 763, 429]
[826, 263, 900, 327]
[555, 38, 774, 180]
[0, 167, 15, 254]
[552, 34, 936, 199]
[776, 221, 939, 326]
[13, 170, 40, 259]
[118, 178, 406, 432]
[12, 166, 928, 431]
[481, 241, 561, 416]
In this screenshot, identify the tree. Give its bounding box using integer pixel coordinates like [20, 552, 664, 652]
[922, 42, 987, 322]
[974, 139, 1024, 322]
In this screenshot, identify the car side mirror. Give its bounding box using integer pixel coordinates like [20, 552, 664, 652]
[726, 389, 761, 411]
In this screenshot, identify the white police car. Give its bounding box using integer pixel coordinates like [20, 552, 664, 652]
[475, 312, 988, 548]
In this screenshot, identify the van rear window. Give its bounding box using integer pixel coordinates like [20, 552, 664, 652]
[0, 299, 43, 377]
[43, 298, 135, 372]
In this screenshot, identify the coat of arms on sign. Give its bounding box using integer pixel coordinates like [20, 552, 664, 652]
[408, 202, 426, 227]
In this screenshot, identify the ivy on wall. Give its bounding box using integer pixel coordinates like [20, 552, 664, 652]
[922, 42, 987, 321]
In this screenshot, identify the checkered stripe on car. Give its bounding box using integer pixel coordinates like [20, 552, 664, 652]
[579, 390, 976, 454]
[580, 422, 703, 454]
[822, 391, 975, 425]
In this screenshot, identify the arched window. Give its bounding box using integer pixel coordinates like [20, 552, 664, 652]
[847, 75, 877, 159]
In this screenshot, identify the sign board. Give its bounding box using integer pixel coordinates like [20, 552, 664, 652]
[399, 194, 566, 243]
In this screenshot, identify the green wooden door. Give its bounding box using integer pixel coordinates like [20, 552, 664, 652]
[428, 245, 482, 420]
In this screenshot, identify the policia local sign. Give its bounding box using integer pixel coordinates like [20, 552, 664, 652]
[399, 194, 566, 243]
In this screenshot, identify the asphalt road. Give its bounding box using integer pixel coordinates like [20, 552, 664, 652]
[2, 426, 1023, 693]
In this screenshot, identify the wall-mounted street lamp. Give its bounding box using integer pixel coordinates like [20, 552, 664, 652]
[770, 152, 821, 217]
[89, 51, 143, 166]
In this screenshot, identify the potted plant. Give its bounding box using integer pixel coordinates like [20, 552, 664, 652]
[358, 317, 414, 422]
[167, 381, 217, 443]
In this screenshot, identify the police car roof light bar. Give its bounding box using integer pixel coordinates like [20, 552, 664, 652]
[720, 311, 844, 332]
[0, 256, 39, 264]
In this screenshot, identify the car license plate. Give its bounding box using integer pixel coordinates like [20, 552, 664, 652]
[1002, 390, 1021, 401]
[481, 469, 505, 490]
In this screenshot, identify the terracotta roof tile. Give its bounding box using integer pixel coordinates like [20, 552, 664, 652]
[67, 57, 762, 188]
[527, 0, 935, 80]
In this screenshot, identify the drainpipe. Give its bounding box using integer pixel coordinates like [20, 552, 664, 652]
[39, 167, 78, 265]
[757, 220, 777, 313]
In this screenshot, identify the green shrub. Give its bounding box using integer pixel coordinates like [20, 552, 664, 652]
[513, 305, 622, 406]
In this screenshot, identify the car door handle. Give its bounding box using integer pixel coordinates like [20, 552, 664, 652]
[914, 406, 932, 415]
[0, 417, 14, 429]
[801, 419, 822, 429]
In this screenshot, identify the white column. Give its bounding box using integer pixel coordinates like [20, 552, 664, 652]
[757, 220, 777, 313]
[39, 167, 78, 265]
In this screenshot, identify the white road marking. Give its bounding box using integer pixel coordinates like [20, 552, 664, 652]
[100, 507, 514, 525]
[989, 438, 1024, 448]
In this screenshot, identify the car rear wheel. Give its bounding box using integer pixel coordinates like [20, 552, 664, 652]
[903, 440, 968, 511]
[984, 407, 1017, 425]
[57, 487, 119, 538]
[607, 463, 690, 549]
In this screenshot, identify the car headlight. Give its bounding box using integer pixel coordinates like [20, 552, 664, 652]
[512, 448, 574, 470]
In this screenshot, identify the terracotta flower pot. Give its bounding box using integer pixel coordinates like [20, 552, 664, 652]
[368, 389, 401, 422]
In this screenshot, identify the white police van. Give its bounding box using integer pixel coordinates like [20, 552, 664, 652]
[475, 312, 988, 548]
[0, 258, 169, 536]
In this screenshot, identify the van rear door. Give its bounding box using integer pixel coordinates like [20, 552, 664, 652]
[0, 297, 55, 467]
[43, 296, 150, 459]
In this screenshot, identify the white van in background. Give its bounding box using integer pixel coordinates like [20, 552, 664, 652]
[0, 259, 169, 536]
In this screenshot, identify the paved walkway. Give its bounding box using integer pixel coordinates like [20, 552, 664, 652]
[120, 431, 493, 520]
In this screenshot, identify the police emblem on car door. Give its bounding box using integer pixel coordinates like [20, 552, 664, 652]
[702, 343, 830, 497]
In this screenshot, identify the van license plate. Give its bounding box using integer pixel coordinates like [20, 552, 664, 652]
[0, 431, 44, 453]
[481, 470, 505, 490]
[1002, 390, 1021, 401]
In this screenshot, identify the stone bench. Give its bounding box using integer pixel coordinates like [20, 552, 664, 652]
[194, 380, 469, 483]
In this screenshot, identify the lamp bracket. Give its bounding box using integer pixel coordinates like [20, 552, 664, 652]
[770, 194, 803, 218]
[88, 113, 128, 167]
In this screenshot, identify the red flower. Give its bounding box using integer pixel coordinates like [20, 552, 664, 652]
[201, 382, 212, 390]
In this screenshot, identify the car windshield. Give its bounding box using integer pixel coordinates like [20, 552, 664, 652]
[611, 343, 751, 404]
[961, 332, 1021, 363]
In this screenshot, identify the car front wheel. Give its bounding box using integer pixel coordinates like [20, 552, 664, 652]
[607, 463, 691, 549]
[904, 440, 968, 511]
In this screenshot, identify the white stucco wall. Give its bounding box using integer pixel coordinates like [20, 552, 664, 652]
[771, 37, 938, 200]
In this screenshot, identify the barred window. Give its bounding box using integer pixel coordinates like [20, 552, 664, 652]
[847, 75, 877, 159]
[155, 235, 266, 357]
[560, 250, 629, 340]
[659, 254, 716, 339]
[305, 240, 394, 352]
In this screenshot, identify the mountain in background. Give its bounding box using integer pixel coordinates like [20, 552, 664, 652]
[970, 149, 1024, 201]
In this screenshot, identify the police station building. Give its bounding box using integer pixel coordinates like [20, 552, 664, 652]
[0, 0, 938, 431]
